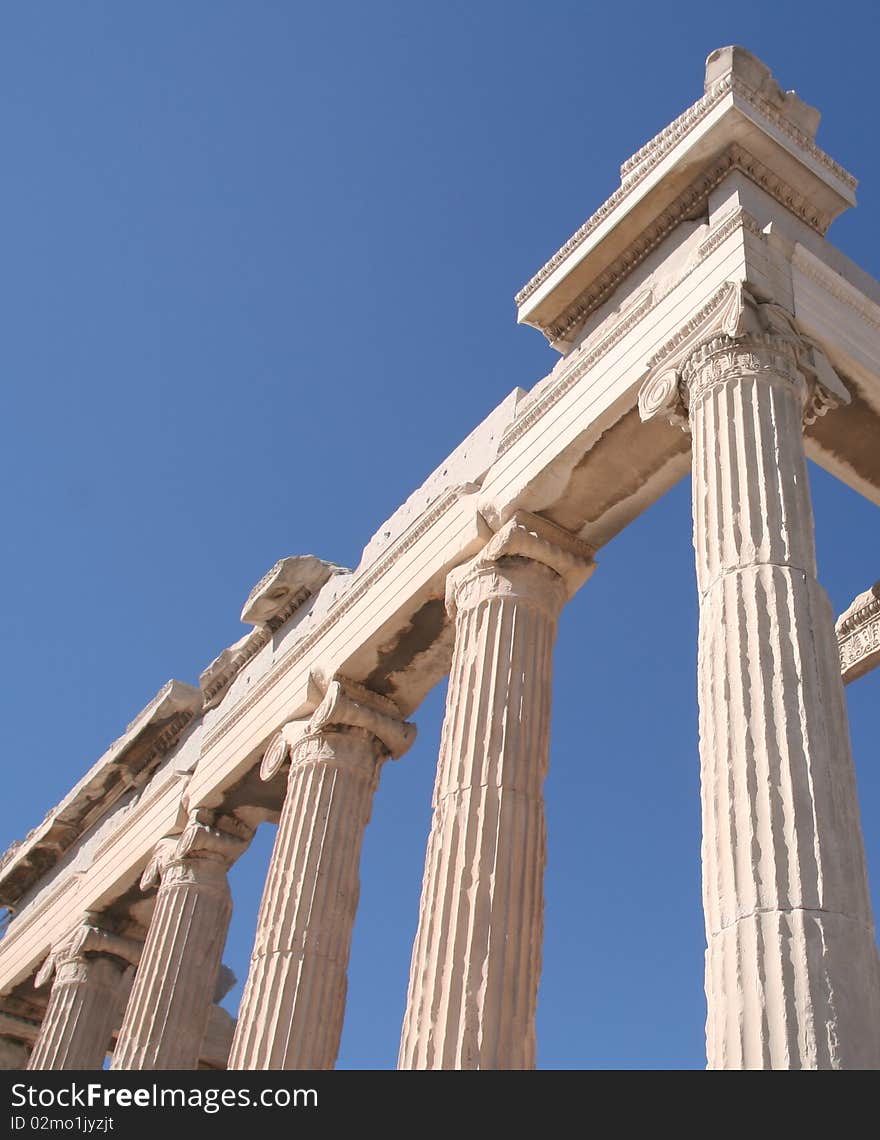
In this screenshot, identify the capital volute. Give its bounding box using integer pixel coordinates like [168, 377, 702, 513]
[259, 678, 416, 783]
[175, 809, 252, 865]
[307, 678, 416, 760]
[638, 280, 850, 430]
[446, 510, 595, 616]
[139, 811, 253, 889]
[139, 837, 180, 890]
[258, 717, 308, 782]
[35, 919, 143, 988]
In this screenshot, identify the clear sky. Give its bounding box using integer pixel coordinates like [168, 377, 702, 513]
[1, 2, 878, 1071]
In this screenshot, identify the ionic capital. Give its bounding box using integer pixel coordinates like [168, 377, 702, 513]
[638, 280, 850, 430]
[139, 810, 253, 890]
[259, 678, 416, 784]
[35, 920, 143, 988]
[681, 332, 805, 410]
[447, 510, 595, 616]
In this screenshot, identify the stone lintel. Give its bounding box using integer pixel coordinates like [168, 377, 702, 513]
[836, 582, 880, 684]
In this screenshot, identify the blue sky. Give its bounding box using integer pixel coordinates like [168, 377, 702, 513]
[1, 3, 878, 1070]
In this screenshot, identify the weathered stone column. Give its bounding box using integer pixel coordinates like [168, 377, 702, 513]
[228, 678, 415, 1070]
[28, 922, 141, 1070]
[399, 511, 594, 1070]
[111, 811, 251, 1070]
[641, 296, 880, 1069]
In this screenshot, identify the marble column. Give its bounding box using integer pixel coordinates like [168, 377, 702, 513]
[642, 314, 880, 1069]
[399, 511, 594, 1070]
[111, 811, 251, 1070]
[228, 678, 415, 1070]
[28, 922, 142, 1070]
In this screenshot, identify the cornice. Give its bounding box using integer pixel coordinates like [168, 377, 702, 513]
[200, 629, 268, 711]
[619, 75, 854, 190]
[516, 68, 854, 311]
[836, 583, 880, 635]
[201, 557, 347, 712]
[239, 556, 344, 629]
[535, 145, 830, 344]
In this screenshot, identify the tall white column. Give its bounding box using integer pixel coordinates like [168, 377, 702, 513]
[111, 812, 251, 1070]
[399, 512, 594, 1070]
[642, 314, 880, 1069]
[28, 922, 141, 1070]
[228, 679, 415, 1070]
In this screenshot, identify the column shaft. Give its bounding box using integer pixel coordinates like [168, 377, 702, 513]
[687, 335, 880, 1069]
[112, 817, 248, 1070]
[28, 925, 140, 1071]
[399, 513, 593, 1070]
[229, 680, 413, 1070]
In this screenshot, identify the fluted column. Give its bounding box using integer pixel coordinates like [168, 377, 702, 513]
[28, 922, 141, 1070]
[641, 295, 880, 1069]
[111, 811, 251, 1070]
[399, 511, 594, 1070]
[228, 678, 415, 1070]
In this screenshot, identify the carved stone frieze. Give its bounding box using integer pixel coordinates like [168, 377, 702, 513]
[836, 582, 880, 684]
